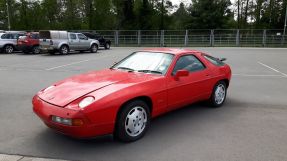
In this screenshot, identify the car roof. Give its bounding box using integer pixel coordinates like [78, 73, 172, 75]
[141, 48, 202, 56]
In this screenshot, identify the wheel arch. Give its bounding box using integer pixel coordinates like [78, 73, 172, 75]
[57, 43, 69, 50]
[221, 79, 229, 88]
[3, 43, 15, 48]
[114, 96, 153, 128]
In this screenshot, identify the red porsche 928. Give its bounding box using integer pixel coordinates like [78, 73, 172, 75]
[33, 48, 232, 142]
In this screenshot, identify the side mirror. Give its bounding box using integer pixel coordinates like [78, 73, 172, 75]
[174, 70, 189, 80]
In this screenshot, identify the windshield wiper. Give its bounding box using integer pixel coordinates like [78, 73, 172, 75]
[117, 67, 135, 72]
[137, 70, 162, 74]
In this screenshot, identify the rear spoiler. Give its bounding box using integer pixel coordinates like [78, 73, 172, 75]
[219, 58, 227, 61]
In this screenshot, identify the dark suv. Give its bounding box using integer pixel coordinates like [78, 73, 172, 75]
[82, 32, 111, 49]
[17, 32, 40, 54]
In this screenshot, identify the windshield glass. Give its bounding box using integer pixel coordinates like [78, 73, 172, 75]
[113, 52, 174, 75]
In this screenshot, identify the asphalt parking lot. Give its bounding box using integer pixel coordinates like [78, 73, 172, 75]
[0, 47, 287, 161]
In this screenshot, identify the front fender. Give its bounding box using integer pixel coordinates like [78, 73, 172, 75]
[90, 40, 99, 47]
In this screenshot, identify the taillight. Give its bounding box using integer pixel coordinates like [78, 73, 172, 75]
[50, 40, 53, 45]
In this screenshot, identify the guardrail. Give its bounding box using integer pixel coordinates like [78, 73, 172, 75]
[40, 29, 287, 47]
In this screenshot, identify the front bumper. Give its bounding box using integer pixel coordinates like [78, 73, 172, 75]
[32, 96, 111, 138]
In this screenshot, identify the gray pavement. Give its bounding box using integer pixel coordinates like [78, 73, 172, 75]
[0, 47, 287, 161]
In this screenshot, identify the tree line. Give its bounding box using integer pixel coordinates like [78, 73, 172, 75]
[0, 0, 286, 30]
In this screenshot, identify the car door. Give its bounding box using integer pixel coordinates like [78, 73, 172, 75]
[69, 33, 79, 50]
[77, 33, 89, 50]
[167, 54, 212, 111]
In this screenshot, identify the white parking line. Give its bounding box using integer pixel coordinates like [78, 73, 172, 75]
[45, 59, 91, 71]
[258, 61, 287, 77]
[233, 74, 285, 77]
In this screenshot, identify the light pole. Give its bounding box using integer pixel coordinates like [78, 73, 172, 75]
[6, 0, 11, 31]
[283, 5, 287, 38]
[283, 5, 287, 45]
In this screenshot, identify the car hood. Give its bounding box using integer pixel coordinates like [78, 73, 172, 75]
[38, 69, 160, 107]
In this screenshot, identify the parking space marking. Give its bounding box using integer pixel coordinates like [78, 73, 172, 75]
[258, 61, 287, 77]
[45, 59, 91, 71]
[233, 74, 285, 77]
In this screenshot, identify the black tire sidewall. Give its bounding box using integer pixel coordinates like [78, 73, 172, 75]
[90, 44, 98, 53]
[60, 45, 69, 55]
[32, 46, 40, 54]
[105, 43, 110, 49]
[210, 81, 227, 107]
[5, 45, 14, 54]
[115, 100, 151, 142]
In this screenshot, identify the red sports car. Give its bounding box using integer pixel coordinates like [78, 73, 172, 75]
[33, 48, 232, 142]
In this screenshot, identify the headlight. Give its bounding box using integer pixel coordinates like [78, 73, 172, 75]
[43, 85, 55, 92]
[79, 97, 95, 109]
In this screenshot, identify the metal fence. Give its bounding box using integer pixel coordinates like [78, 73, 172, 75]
[77, 29, 287, 47]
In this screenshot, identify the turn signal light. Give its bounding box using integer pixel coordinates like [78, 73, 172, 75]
[72, 119, 84, 126]
[51, 116, 84, 126]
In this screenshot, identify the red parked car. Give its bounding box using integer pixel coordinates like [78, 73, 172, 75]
[32, 48, 232, 142]
[17, 32, 40, 54]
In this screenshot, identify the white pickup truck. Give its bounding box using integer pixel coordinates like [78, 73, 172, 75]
[39, 31, 100, 54]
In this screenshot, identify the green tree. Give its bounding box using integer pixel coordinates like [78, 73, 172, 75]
[171, 2, 189, 29]
[187, 0, 234, 29]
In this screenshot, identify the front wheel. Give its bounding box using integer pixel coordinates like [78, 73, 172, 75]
[114, 100, 150, 142]
[90, 44, 98, 53]
[208, 81, 227, 107]
[4, 45, 14, 54]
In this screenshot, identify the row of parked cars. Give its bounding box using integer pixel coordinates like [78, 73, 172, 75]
[0, 30, 111, 54]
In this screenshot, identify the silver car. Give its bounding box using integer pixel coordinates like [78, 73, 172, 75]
[0, 31, 26, 54]
[39, 31, 100, 54]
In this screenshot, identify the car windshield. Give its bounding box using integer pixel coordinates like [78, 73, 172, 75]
[113, 52, 174, 75]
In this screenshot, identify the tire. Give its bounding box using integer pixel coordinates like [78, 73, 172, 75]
[105, 43, 110, 49]
[208, 81, 227, 107]
[59, 45, 69, 55]
[32, 46, 40, 54]
[114, 100, 151, 142]
[90, 44, 98, 53]
[4, 45, 14, 54]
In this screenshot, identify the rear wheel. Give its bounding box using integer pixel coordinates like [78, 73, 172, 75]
[90, 44, 98, 53]
[105, 43, 110, 49]
[59, 45, 69, 55]
[4, 45, 14, 54]
[208, 81, 227, 107]
[114, 100, 150, 142]
[32, 46, 40, 54]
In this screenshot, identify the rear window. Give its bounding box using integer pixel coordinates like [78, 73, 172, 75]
[39, 31, 51, 39]
[203, 55, 225, 66]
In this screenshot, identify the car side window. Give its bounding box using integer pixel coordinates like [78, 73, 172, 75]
[31, 34, 39, 39]
[1, 34, 10, 39]
[69, 34, 77, 40]
[172, 55, 205, 75]
[1, 34, 7, 39]
[78, 34, 87, 40]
